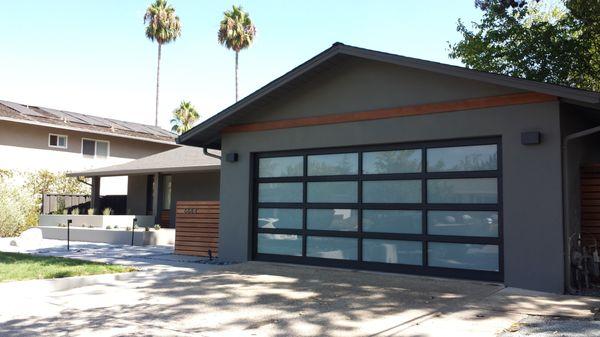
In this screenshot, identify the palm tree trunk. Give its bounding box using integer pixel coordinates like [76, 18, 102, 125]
[155, 43, 162, 126]
[235, 51, 239, 102]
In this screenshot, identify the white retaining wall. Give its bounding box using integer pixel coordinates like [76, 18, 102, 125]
[39, 215, 155, 228]
[39, 227, 175, 246]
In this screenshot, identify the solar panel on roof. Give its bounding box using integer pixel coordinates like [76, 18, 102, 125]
[67, 112, 112, 128]
[106, 119, 138, 132]
[120, 121, 152, 134]
[141, 125, 175, 137]
[38, 107, 79, 123]
[60, 110, 98, 125]
[153, 127, 176, 137]
[139, 125, 165, 136]
[0, 100, 45, 117]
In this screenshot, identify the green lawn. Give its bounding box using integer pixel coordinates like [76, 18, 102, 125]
[0, 252, 137, 282]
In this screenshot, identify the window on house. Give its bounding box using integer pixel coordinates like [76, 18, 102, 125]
[82, 139, 110, 158]
[162, 175, 172, 210]
[48, 134, 68, 149]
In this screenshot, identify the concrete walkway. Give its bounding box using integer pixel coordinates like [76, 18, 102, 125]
[0, 258, 599, 337]
[0, 238, 226, 278]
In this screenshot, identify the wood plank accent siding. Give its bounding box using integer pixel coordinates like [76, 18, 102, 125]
[581, 166, 600, 245]
[159, 210, 171, 228]
[223, 92, 556, 133]
[174, 201, 219, 257]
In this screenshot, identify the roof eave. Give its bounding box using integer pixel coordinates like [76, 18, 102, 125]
[67, 164, 221, 178]
[178, 43, 600, 148]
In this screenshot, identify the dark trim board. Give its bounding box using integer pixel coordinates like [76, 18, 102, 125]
[250, 136, 504, 282]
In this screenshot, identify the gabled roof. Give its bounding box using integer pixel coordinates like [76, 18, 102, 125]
[178, 42, 600, 149]
[0, 99, 176, 144]
[67, 146, 220, 177]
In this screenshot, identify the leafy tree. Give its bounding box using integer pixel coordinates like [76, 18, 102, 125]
[144, 0, 182, 126]
[25, 170, 89, 196]
[449, 0, 600, 91]
[218, 5, 257, 102]
[170, 101, 199, 134]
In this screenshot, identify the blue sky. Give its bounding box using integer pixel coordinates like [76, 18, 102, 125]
[0, 1, 482, 129]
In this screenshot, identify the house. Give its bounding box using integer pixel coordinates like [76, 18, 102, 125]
[177, 43, 600, 294]
[0, 100, 178, 196]
[68, 146, 220, 227]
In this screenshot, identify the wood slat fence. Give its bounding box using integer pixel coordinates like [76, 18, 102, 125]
[174, 201, 219, 257]
[42, 194, 90, 214]
[582, 165, 600, 246]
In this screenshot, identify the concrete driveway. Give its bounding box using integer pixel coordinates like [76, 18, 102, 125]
[1, 261, 599, 337]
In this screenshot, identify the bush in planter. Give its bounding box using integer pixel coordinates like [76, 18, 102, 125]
[133, 224, 139, 230]
[71, 208, 80, 215]
[87, 208, 95, 215]
[113, 225, 119, 229]
[144, 227, 150, 232]
[102, 208, 112, 216]
[154, 224, 161, 230]
[125, 226, 131, 231]
[105, 225, 111, 230]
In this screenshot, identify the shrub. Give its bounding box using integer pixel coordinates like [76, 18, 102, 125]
[144, 227, 150, 232]
[87, 208, 95, 215]
[125, 226, 131, 231]
[102, 208, 112, 216]
[133, 224, 139, 230]
[61, 209, 68, 215]
[71, 208, 80, 215]
[0, 183, 38, 237]
[113, 225, 119, 229]
[154, 224, 161, 230]
[106, 225, 111, 230]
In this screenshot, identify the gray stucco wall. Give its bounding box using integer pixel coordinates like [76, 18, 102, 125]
[0, 120, 176, 160]
[220, 102, 563, 293]
[127, 175, 148, 215]
[217, 60, 566, 293]
[169, 171, 220, 225]
[235, 57, 523, 124]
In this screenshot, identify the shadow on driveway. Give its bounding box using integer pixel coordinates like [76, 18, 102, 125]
[0, 262, 598, 337]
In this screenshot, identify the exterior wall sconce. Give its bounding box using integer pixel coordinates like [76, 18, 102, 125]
[226, 152, 239, 162]
[521, 131, 541, 145]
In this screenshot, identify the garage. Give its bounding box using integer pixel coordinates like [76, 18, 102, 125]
[252, 138, 502, 281]
[178, 43, 600, 293]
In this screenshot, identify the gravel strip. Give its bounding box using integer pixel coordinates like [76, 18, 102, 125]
[499, 316, 600, 337]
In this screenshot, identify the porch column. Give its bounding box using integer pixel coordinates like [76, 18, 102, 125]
[90, 177, 101, 214]
[152, 173, 160, 224]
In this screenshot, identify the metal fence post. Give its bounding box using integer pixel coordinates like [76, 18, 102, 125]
[131, 218, 137, 246]
[67, 219, 72, 251]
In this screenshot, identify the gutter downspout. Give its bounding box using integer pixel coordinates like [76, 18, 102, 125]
[203, 147, 222, 160]
[563, 124, 600, 294]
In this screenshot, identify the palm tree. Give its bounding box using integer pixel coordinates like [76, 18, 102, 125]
[170, 101, 199, 134]
[144, 0, 181, 126]
[218, 5, 256, 102]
